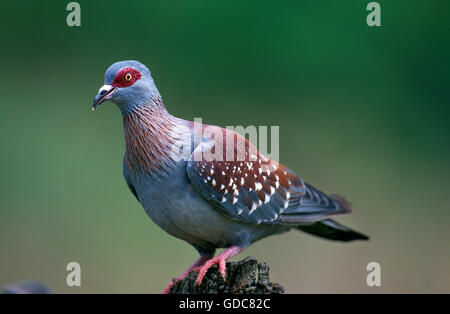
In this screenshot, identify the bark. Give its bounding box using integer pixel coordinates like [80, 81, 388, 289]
[169, 257, 284, 294]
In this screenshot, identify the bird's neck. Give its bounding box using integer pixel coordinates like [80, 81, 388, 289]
[122, 98, 191, 177]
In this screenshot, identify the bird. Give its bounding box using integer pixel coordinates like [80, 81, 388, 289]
[92, 60, 369, 293]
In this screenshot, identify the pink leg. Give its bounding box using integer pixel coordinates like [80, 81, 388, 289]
[162, 255, 212, 294]
[195, 246, 243, 287]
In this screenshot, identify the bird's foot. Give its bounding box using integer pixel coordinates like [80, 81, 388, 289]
[194, 246, 243, 287]
[162, 254, 212, 294]
[194, 256, 227, 286]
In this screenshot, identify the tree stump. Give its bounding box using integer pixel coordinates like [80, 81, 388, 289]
[169, 257, 284, 294]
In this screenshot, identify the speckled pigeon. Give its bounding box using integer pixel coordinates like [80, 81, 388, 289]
[93, 60, 369, 293]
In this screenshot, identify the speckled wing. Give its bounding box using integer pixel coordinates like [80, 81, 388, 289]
[186, 129, 351, 225]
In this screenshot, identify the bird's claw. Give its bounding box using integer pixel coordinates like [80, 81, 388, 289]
[194, 256, 227, 287]
[162, 282, 174, 294]
[162, 275, 188, 294]
[162, 279, 179, 294]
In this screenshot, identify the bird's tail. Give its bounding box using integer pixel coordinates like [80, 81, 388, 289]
[296, 219, 369, 242]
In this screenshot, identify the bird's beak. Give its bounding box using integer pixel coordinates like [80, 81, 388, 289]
[92, 85, 117, 111]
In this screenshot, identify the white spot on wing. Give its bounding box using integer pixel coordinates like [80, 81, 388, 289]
[249, 202, 257, 214]
[270, 186, 276, 195]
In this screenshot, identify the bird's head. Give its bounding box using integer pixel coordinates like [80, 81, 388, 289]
[93, 60, 160, 113]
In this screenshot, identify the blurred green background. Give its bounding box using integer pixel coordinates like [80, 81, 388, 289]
[0, 0, 449, 293]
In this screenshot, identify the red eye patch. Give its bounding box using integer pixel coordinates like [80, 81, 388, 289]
[112, 67, 142, 88]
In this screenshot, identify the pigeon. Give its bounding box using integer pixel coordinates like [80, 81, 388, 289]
[93, 60, 369, 293]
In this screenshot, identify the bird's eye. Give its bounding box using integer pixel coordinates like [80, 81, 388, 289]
[112, 67, 141, 88]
